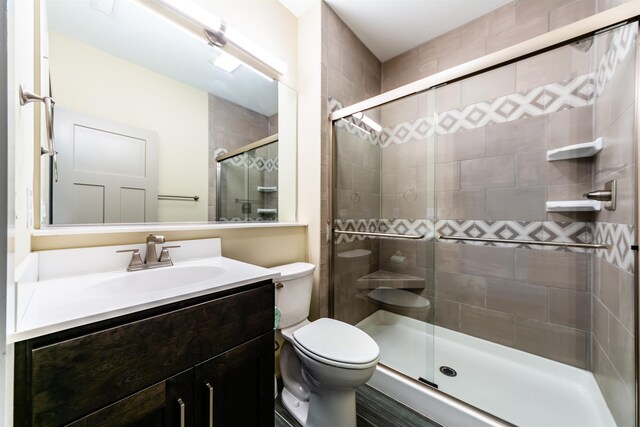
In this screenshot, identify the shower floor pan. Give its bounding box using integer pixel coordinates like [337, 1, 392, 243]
[357, 310, 615, 427]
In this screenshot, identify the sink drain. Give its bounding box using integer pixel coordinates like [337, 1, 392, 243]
[439, 366, 457, 377]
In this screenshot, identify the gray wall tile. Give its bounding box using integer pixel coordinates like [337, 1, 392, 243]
[516, 151, 546, 187]
[460, 305, 515, 347]
[600, 260, 621, 317]
[485, 187, 547, 221]
[460, 155, 515, 189]
[460, 245, 515, 280]
[515, 45, 590, 92]
[548, 106, 593, 150]
[593, 296, 609, 352]
[461, 64, 516, 106]
[548, 288, 591, 331]
[486, 116, 547, 156]
[486, 278, 548, 321]
[515, 318, 588, 368]
[609, 314, 635, 394]
[515, 249, 587, 290]
[435, 162, 460, 191]
[436, 190, 486, 220]
[436, 128, 486, 163]
[619, 271, 635, 333]
[436, 271, 486, 306]
[434, 298, 461, 331]
[592, 340, 635, 427]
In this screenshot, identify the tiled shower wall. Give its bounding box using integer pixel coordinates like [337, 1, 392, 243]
[320, 3, 382, 317]
[322, 0, 629, 320]
[207, 94, 277, 220]
[591, 25, 637, 427]
[381, 0, 632, 92]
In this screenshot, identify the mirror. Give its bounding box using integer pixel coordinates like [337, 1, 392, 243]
[40, 0, 297, 225]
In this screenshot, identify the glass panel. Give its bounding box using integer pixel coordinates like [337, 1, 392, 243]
[331, 22, 637, 427]
[217, 140, 279, 221]
[332, 89, 437, 386]
[429, 24, 636, 427]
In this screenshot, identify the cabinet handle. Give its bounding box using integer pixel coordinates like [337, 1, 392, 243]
[177, 398, 185, 427]
[206, 382, 214, 427]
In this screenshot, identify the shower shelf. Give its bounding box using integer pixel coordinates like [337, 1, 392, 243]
[546, 200, 602, 212]
[546, 137, 602, 161]
[357, 270, 426, 290]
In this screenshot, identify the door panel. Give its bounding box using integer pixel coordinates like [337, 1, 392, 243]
[52, 107, 159, 224]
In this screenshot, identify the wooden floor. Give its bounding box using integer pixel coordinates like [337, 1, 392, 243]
[274, 385, 441, 427]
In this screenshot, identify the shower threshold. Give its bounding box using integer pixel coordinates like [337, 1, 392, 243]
[357, 310, 615, 427]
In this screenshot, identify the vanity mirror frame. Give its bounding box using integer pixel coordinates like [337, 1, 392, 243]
[32, 0, 298, 229]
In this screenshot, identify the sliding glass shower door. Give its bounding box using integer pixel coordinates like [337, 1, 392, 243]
[331, 22, 638, 427]
[331, 90, 437, 386]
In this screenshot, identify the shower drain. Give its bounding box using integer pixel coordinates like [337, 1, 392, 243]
[439, 366, 457, 377]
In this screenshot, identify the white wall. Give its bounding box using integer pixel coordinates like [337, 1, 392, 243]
[296, 2, 321, 319]
[48, 32, 209, 222]
[193, 0, 298, 91]
[6, 0, 37, 419]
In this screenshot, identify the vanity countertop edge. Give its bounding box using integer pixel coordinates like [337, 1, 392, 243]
[9, 238, 281, 343]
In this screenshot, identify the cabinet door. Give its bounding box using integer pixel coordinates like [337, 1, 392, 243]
[194, 332, 274, 427]
[66, 369, 193, 427]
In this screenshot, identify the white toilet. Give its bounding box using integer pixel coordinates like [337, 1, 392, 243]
[272, 262, 380, 427]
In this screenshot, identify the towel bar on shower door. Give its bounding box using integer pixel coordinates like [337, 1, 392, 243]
[438, 235, 608, 249]
[333, 230, 425, 240]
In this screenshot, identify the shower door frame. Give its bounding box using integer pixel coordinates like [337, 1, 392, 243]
[327, 2, 640, 426]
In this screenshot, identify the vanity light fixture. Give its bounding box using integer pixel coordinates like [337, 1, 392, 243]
[211, 53, 241, 73]
[136, 0, 287, 78]
[353, 112, 382, 133]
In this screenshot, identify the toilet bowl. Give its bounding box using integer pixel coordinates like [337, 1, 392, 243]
[272, 263, 380, 427]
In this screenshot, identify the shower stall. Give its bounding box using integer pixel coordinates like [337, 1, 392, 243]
[216, 135, 279, 221]
[330, 21, 638, 427]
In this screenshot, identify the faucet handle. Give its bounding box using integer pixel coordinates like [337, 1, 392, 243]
[159, 245, 181, 263]
[116, 249, 144, 268]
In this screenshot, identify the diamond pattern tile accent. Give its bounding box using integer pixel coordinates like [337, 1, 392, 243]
[596, 24, 638, 96]
[329, 26, 636, 149]
[594, 222, 635, 273]
[214, 147, 279, 172]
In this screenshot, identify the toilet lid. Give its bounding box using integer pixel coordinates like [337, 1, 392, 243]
[293, 318, 379, 365]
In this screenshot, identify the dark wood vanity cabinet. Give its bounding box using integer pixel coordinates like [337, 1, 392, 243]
[14, 281, 275, 427]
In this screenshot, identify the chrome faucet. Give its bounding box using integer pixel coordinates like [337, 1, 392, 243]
[117, 234, 181, 272]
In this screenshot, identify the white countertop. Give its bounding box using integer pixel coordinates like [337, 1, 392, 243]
[10, 238, 279, 343]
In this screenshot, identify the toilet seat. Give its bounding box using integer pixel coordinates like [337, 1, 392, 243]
[292, 318, 379, 369]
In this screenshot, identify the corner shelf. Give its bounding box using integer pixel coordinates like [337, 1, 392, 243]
[546, 200, 602, 212]
[546, 137, 602, 161]
[257, 208, 277, 215]
[257, 186, 277, 193]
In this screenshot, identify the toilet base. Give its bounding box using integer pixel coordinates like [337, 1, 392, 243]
[282, 386, 357, 427]
[281, 387, 309, 425]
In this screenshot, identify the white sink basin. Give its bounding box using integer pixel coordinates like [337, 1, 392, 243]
[93, 265, 226, 295]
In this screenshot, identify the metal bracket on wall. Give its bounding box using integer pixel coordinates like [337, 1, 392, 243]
[583, 179, 616, 211]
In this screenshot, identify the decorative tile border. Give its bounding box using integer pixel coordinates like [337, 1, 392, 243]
[435, 220, 591, 252]
[330, 24, 637, 147]
[593, 222, 635, 273]
[596, 23, 638, 96]
[214, 147, 279, 172]
[334, 219, 636, 268]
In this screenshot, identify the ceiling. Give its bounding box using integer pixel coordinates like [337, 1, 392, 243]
[324, 0, 514, 62]
[47, 0, 278, 116]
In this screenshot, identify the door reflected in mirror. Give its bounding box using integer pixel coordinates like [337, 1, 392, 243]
[41, 0, 296, 225]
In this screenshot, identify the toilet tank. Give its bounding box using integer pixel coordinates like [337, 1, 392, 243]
[271, 262, 316, 328]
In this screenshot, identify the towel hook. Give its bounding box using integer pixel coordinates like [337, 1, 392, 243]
[19, 84, 58, 181]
